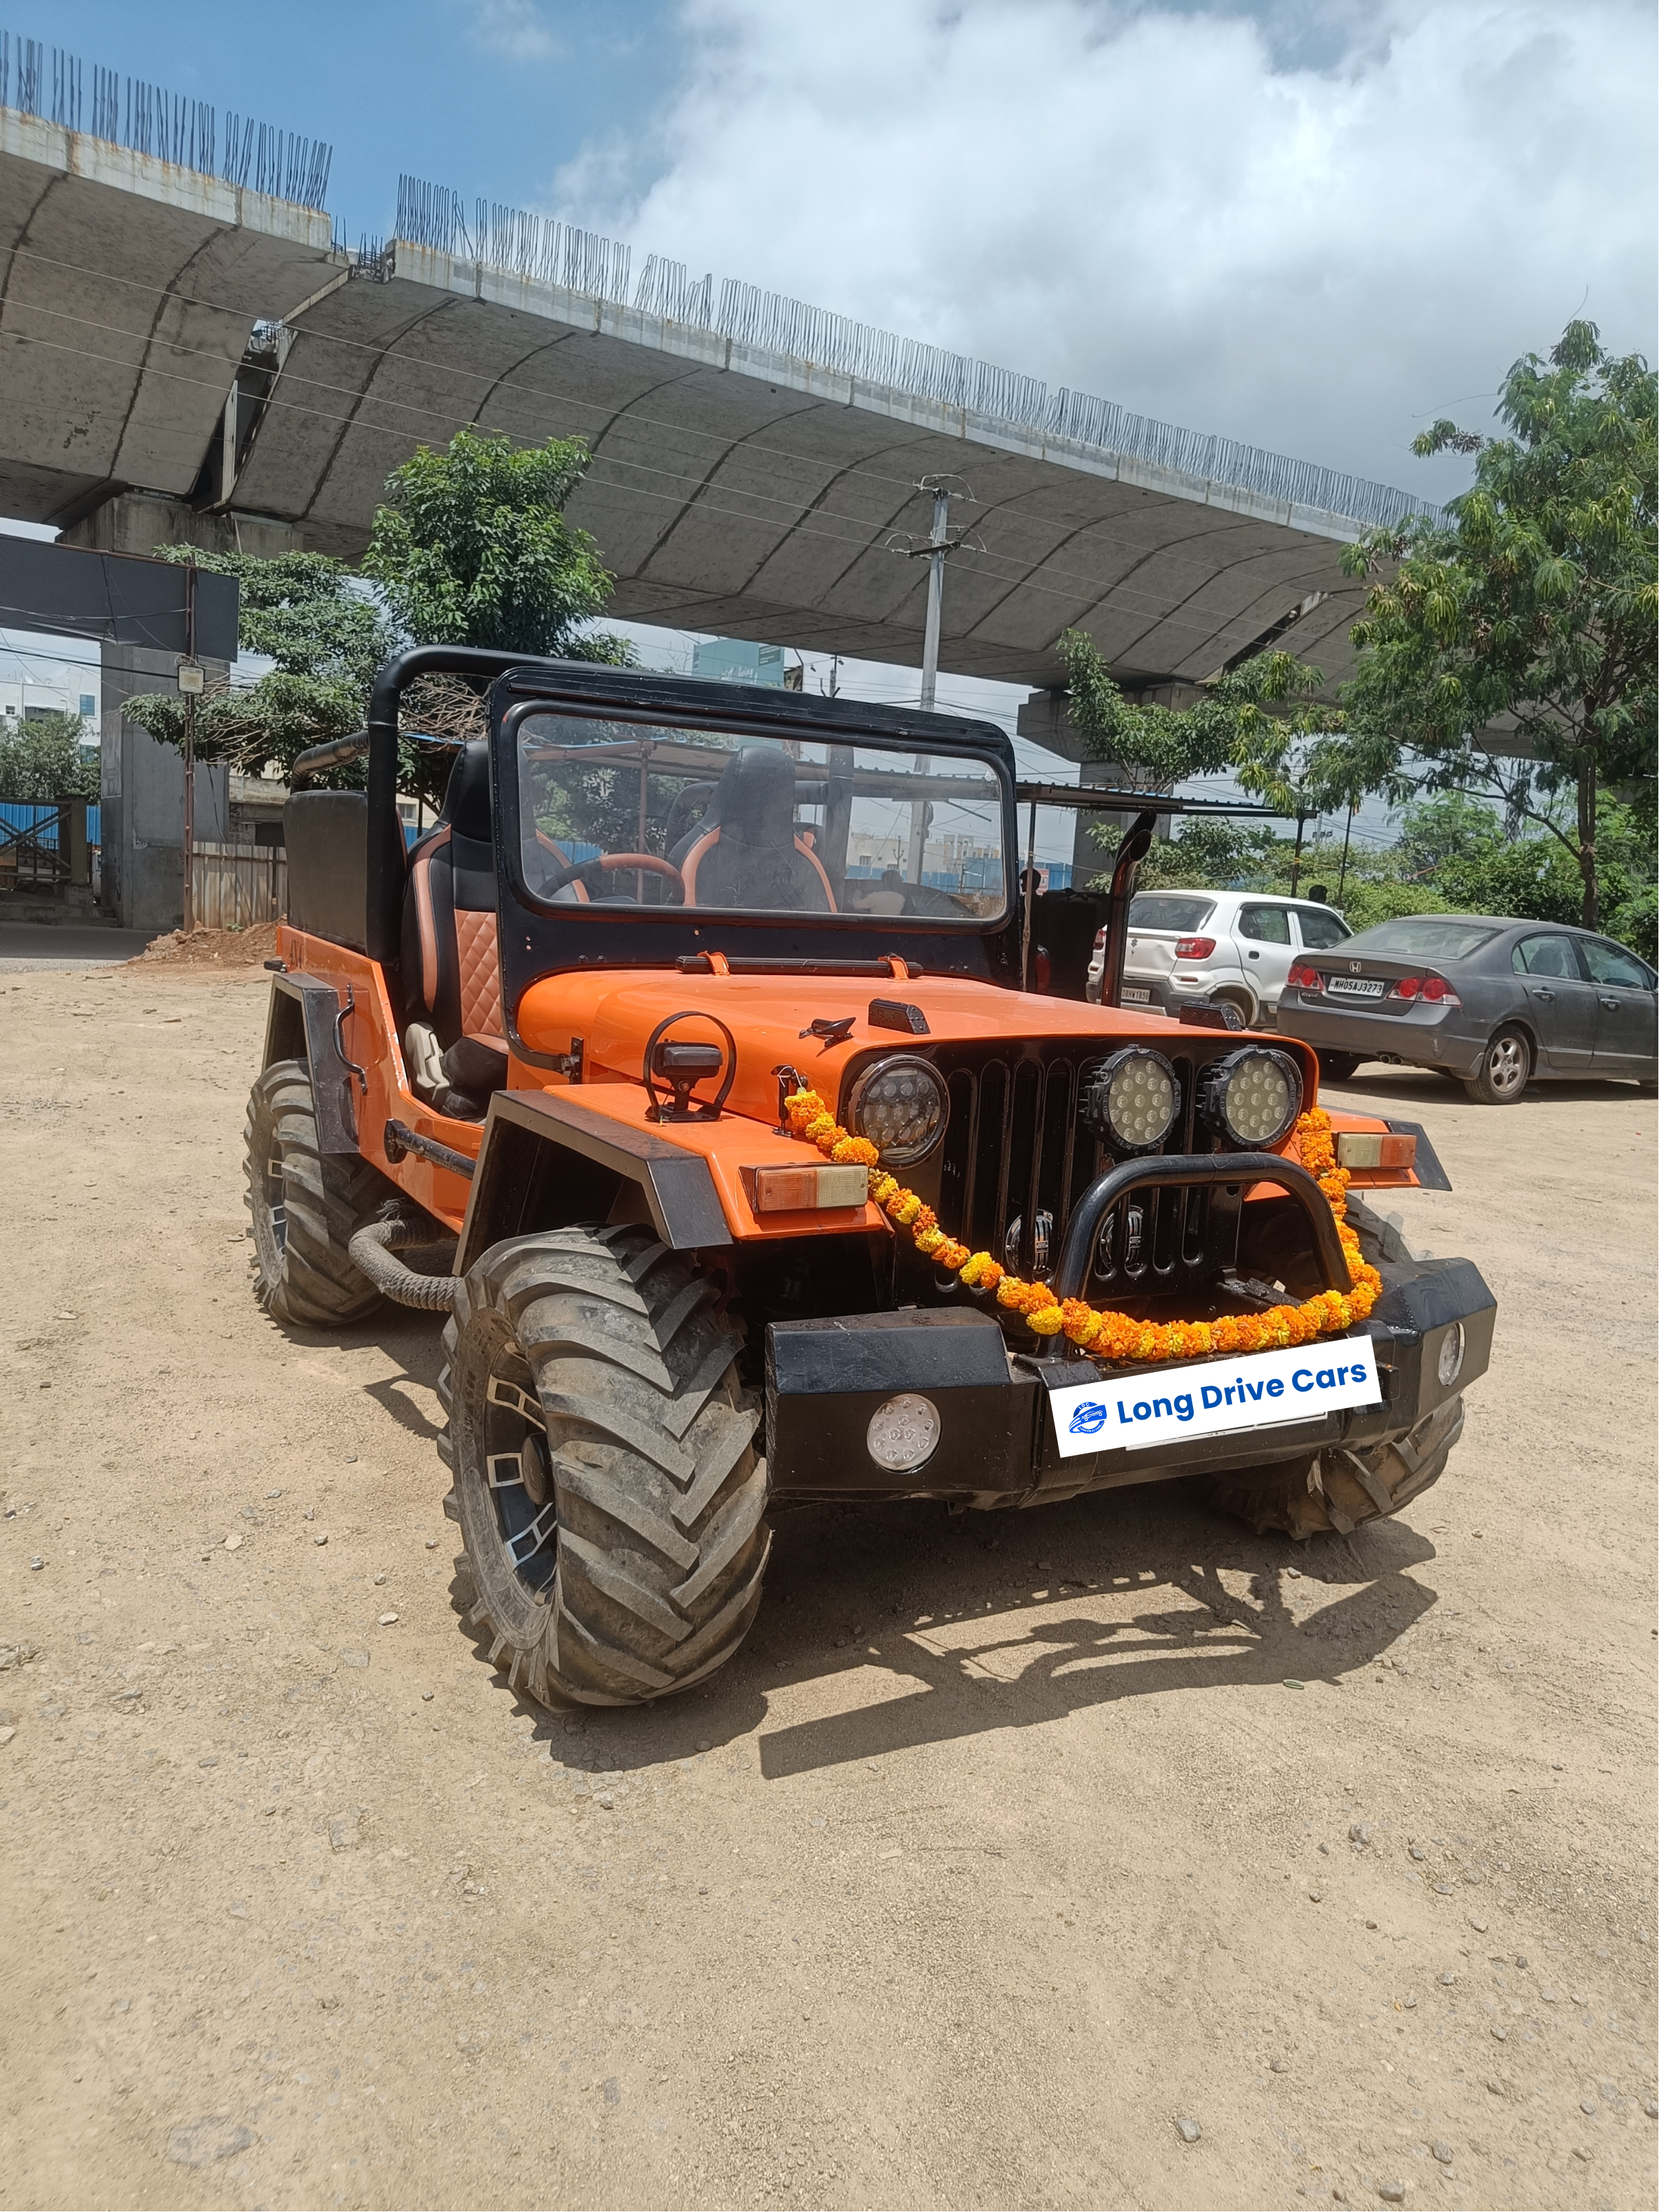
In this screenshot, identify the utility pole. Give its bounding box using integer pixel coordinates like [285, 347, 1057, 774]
[918, 479, 951, 712]
[888, 475, 976, 880]
[179, 556, 200, 935]
[1337, 800, 1356, 901]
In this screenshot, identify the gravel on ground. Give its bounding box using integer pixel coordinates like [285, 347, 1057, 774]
[0, 958, 1654, 2209]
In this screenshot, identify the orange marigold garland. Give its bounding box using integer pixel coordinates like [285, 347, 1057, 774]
[781, 1087, 1382, 1366]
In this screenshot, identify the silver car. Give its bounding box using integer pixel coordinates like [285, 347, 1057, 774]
[1085, 889, 1352, 1022]
[1277, 912, 1658, 1103]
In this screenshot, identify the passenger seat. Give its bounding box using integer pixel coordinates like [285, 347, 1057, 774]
[401, 741, 518, 1117]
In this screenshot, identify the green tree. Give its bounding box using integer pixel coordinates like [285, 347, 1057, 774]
[362, 429, 627, 660]
[121, 549, 395, 786]
[1341, 320, 1657, 929]
[0, 711, 99, 800]
[1057, 630, 1393, 890]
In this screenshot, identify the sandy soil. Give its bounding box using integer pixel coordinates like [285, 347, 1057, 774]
[0, 957, 1654, 2211]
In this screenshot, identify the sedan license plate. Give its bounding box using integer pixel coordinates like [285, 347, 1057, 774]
[1120, 986, 1151, 1003]
[1326, 976, 1388, 999]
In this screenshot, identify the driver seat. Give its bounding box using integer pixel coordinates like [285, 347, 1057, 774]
[401, 742, 518, 1114]
[672, 747, 835, 911]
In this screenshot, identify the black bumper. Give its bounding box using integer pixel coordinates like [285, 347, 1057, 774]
[766, 1258, 1496, 1507]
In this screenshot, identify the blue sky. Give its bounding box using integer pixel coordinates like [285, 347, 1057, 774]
[29, 2, 1656, 505]
[32, 3, 682, 250]
[16, 2, 1654, 862]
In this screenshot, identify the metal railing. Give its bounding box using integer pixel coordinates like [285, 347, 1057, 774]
[394, 172, 1443, 535]
[0, 799, 95, 890]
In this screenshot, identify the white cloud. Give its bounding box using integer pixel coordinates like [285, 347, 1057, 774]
[467, 0, 558, 64]
[555, 0, 1656, 502]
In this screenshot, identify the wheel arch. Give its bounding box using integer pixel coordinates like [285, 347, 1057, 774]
[1487, 1012, 1540, 1065]
[261, 972, 364, 1155]
[457, 1089, 732, 1276]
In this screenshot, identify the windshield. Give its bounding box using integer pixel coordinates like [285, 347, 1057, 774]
[514, 713, 1009, 924]
[1128, 894, 1215, 933]
[1342, 917, 1500, 961]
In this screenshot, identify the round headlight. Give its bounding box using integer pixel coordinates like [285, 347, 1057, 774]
[846, 1055, 948, 1165]
[1085, 1047, 1181, 1153]
[867, 1392, 941, 1472]
[1201, 1046, 1303, 1149]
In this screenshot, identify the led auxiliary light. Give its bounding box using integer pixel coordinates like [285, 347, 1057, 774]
[1082, 1048, 1181, 1154]
[846, 1055, 948, 1166]
[1436, 1320, 1466, 1388]
[866, 1392, 942, 1473]
[1200, 1046, 1303, 1150]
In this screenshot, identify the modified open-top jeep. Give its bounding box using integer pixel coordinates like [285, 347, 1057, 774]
[249, 648, 1495, 1707]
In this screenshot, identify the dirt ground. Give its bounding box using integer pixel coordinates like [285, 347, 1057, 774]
[0, 955, 1654, 2212]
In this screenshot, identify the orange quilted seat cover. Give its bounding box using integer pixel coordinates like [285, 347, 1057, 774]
[453, 909, 502, 1040]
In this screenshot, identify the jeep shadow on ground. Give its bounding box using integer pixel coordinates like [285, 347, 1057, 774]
[446, 1474, 1440, 1783]
[257, 1305, 450, 1446]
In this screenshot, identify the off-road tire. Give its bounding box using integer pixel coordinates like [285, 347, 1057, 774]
[438, 1223, 768, 1706]
[1207, 1395, 1463, 1540]
[1464, 1024, 1531, 1105]
[244, 1060, 390, 1326]
[1317, 1050, 1363, 1083]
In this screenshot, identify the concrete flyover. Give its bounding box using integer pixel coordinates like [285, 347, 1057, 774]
[1, 100, 1436, 709]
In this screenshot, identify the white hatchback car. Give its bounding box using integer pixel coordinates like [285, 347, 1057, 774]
[1086, 889, 1353, 1025]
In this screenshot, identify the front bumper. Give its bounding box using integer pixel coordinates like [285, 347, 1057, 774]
[766, 1255, 1496, 1508]
[1279, 995, 1484, 1077]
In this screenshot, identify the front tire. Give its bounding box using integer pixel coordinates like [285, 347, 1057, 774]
[244, 1060, 389, 1326]
[439, 1224, 768, 1706]
[1464, 1025, 1531, 1104]
[1209, 1396, 1463, 1540]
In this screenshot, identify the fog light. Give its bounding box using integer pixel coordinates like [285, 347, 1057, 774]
[866, 1392, 941, 1472]
[1082, 1047, 1181, 1153]
[1200, 1046, 1303, 1149]
[1436, 1321, 1465, 1387]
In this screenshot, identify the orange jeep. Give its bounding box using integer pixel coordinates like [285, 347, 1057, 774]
[247, 648, 1495, 1707]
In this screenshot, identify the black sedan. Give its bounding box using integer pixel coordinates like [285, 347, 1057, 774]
[1277, 913, 1658, 1103]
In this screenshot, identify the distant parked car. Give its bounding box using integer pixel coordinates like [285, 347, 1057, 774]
[1276, 912, 1658, 1103]
[1085, 889, 1352, 1025]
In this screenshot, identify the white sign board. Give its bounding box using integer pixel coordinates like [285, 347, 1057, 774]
[1047, 1341, 1382, 1459]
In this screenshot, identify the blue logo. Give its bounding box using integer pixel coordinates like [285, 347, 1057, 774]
[1068, 1401, 1109, 1435]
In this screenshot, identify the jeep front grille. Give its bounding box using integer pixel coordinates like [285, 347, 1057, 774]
[933, 1045, 1232, 1297]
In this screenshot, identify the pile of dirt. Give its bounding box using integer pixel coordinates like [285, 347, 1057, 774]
[132, 920, 281, 967]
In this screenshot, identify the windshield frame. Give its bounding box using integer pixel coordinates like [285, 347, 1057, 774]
[495, 694, 1017, 937]
[486, 668, 1025, 1053]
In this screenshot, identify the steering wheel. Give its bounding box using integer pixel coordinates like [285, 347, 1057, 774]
[542, 852, 686, 905]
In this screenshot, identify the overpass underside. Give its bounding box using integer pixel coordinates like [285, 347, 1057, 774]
[1, 104, 1408, 704]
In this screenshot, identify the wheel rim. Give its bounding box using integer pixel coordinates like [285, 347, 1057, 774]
[1488, 1036, 1526, 1095]
[263, 1153, 287, 1251]
[482, 1354, 559, 1598]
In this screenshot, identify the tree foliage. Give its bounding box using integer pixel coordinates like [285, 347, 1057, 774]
[362, 429, 628, 661]
[121, 549, 395, 785]
[122, 432, 632, 809]
[0, 711, 99, 800]
[1341, 320, 1657, 928]
[1057, 629, 1393, 888]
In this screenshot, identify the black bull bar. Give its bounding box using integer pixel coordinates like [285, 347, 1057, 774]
[1050, 1151, 1353, 1303]
[763, 1149, 1452, 1503]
